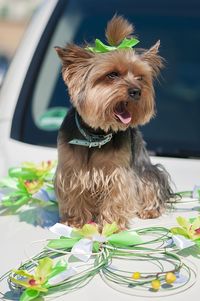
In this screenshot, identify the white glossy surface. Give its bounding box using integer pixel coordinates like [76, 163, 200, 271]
[0, 201, 200, 301]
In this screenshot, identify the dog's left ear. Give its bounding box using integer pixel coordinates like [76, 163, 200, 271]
[141, 40, 164, 77]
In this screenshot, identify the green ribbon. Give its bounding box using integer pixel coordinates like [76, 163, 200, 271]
[47, 229, 143, 250]
[87, 37, 139, 53]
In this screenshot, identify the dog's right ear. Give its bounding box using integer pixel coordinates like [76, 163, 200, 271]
[55, 44, 93, 67]
[55, 44, 94, 84]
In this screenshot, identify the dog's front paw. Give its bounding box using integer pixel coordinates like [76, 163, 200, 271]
[137, 209, 161, 219]
[60, 218, 84, 229]
[97, 216, 128, 231]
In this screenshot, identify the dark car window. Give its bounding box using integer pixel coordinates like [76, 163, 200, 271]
[11, 0, 200, 157]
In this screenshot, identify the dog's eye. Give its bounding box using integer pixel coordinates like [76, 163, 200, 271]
[107, 72, 119, 79]
[136, 76, 143, 81]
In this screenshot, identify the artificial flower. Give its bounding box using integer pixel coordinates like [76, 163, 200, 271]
[0, 161, 56, 209]
[132, 272, 141, 280]
[7, 160, 56, 181]
[165, 272, 176, 284]
[21, 160, 56, 178]
[11, 257, 68, 301]
[24, 180, 44, 194]
[48, 222, 143, 262]
[171, 216, 200, 240]
[151, 279, 161, 290]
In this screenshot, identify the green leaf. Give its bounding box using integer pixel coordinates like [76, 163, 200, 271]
[176, 216, 190, 230]
[35, 258, 53, 280]
[102, 222, 119, 237]
[8, 168, 37, 180]
[170, 227, 190, 238]
[2, 195, 29, 207]
[47, 237, 80, 249]
[47, 260, 67, 280]
[20, 289, 40, 301]
[17, 179, 29, 193]
[194, 238, 200, 247]
[108, 230, 143, 247]
[92, 241, 100, 252]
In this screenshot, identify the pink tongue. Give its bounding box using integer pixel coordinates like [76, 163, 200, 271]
[115, 111, 132, 124]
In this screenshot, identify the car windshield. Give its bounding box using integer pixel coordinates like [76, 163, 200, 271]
[19, 0, 200, 158]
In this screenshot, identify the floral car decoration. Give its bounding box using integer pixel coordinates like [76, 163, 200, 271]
[0, 161, 200, 300]
[0, 161, 58, 227]
[0, 219, 198, 300]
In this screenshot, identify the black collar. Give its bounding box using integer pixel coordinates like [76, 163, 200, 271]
[68, 112, 113, 148]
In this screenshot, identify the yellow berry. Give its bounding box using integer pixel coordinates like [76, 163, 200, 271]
[165, 272, 176, 284]
[151, 279, 161, 290]
[132, 272, 141, 280]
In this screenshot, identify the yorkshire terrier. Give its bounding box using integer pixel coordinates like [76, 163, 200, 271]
[55, 15, 172, 229]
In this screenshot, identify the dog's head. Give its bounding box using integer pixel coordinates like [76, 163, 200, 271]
[56, 15, 163, 132]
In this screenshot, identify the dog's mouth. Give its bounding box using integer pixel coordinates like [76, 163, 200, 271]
[114, 101, 131, 124]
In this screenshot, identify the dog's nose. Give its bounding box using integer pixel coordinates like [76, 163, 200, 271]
[128, 88, 141, 100]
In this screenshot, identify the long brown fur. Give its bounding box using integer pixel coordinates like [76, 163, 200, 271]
[55, 16, 172, 228]
[105, 15, 134, 46]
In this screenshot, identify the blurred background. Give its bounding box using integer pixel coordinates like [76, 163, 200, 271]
[0, 0, 42, 86]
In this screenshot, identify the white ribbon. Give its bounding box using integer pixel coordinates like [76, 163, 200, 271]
[192, 185, 200, 198]
[48, 267, 77, 285]
[49, 223, 106, 262]
[49, 223, 73, 238]
[172, 235, 195, 249]
[71, 238, 93, 262]
[92, 234, 107, 243]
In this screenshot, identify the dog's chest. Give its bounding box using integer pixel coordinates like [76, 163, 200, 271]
[86, 133, 132, 170]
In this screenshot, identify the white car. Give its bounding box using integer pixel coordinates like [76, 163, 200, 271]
[0, 1, 200, 300]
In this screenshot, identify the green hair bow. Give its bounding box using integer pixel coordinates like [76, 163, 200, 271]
[87, 37, 139, 53]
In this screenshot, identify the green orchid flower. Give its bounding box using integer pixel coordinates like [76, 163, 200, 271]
[75, 222, 100, 238]
[0, 178, 44, 207]
[23, 179, 44, 194]
[9, 160, 56, 180]
[170, 216, 200, 246]
[11, 257, 67, 301]
[87, 37, 139, 53]
[0, 161, 56, 209]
